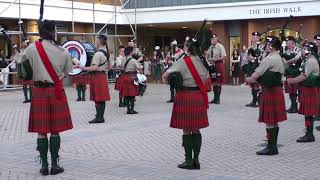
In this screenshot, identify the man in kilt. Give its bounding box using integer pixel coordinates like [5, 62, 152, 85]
[162, 37, 209, 170]
[287, 42, 319, 142]
[18, 20, 73, 175]
[207, 34, 226, 104]
[121, 46, 142, 114]
[246, 36, 287, 155]
[282, 36, 302, 113]
[243, 32, 264, 108]
[81, 34, 111, 123]
[115, 45, 126, 107]
[18, 40, 33, 103]
[70, 58, 87, 101]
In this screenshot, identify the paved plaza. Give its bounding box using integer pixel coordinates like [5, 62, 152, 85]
[0, 84, 320, 180]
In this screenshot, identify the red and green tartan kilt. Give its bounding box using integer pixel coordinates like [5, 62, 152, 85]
[284, 81, 299, 94]
[298, 86, 319, 116]
[205, 77, 212, 92]
[18, 79, 33, 86]
[115, 75, 123, 91]
[120, 73, 139, 97]
[259, 86, 287, 125]
[170, 90, 209, 131]
[28, 87, 73, 134]
[89, 72, 111, 102]
[70, 74, 88, 85]
[211, 62, 224, 84]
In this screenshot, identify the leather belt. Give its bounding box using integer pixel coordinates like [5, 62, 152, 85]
[181, 86, 200, 91]
[33, 81, 55, 88]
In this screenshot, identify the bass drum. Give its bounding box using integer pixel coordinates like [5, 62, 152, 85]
[62, 40, 96, 75]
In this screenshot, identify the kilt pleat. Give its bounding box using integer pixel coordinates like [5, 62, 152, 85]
[28, 87, 73, 134]
[18, 80, 33, 86]
[259, 86, 287, 124]
[170, 90, 209, 130]
[115, 75, 123, 91]
[298, 86, 319, 116]
[120, 73, 139, 97]
[211, 63, 224, 84]
[70, 74, 88, 85]
[90, 73, 111, 102]
[284, 81, 299, 94]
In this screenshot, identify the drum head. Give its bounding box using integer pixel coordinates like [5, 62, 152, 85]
[137, 74, 147, 83]
[62, 40, 88, 67]
[68, 68, 82, 76]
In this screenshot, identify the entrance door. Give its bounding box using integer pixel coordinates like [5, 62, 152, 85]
[229, 36, 241, 78]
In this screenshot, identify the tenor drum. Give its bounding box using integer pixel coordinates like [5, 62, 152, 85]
[62, 40, 96, 75]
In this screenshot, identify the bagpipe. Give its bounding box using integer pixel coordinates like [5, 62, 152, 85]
[0, 20, 33, 81]
[241, 43, 263, 76]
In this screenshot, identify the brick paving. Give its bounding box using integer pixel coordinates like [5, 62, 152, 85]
[0, 84, 319, 180]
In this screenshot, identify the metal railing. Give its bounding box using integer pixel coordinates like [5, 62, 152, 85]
[0, 60, 22, 91]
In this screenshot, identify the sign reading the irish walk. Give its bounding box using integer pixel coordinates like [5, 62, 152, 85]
[249, 6, 302, 15]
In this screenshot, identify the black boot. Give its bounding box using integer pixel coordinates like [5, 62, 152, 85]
[316, 126, 320, 131]
[192, 134, 202, 170]
[76, 85, 81, 101]
[167, 91, 175, 103]
[22, 86, 29, 103]
[49, 136, 64, 175]
[177, 134, 194, 170]
[89, 102, 105, 123]
[37, 138, 49, 176]
[287, 94, 298, 113]
[128, 97, 138, 114]
[81, 85, 86, 101]
[246, 88, 257, 107]
[297, 118, 315, 143]
[256, 128, 278, 155]
[119, 96, 126, 107]
[213, 86, 221, 104]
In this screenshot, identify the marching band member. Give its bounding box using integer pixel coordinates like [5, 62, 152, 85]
[70, 58, 87, 102]
[115, 45, 126, 107]
[81, 34, 111, 124]
[18, 20, 73, 175]
[163, 37, 209, 170]
[243, 32, 264, 107]
[287, 42, 319, 143]
[246, 36, 287, 155]
[282, 36, 302, 113]
[17, 39, 33, 103]
[314, 34, 320, 131]
[121, 46, 142, 114]
[207, 34, 226, 104]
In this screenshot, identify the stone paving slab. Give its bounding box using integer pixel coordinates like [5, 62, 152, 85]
[0, 84, 320, 180]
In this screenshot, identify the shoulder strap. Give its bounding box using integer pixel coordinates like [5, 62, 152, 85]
[184, 56, 209, 109]
[34, 41, 63, 99]
[97, 49, 109, 67]
[124, 57, 134, 71]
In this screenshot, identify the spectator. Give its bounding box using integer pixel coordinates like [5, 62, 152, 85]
[231, 49, 241, 85]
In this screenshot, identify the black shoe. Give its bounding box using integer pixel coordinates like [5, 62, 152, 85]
[76, 98, 81, 101]
[193, 159, 200, 170]
[119, 103, 126, 107]
[251, 104, 259, 108]
[50, 165, 64, 175]
[23, 100, 29, 103]
[256, 147, 278, 155]
[246, 102, 254, 107]
[316, 126, 320, 131]
[209, 99, 215, 104]
[88, 118, 105, 124]
[287, 107, 298, 113]
[296, 134, 315, 143]
[81, 98, 86, 101]
[167, 99, 174, 103]
[40, 167, 49, 176]
[177, 161, 194, 170]
[127, 110, 138, 114]
[213, 100, 220, 104]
